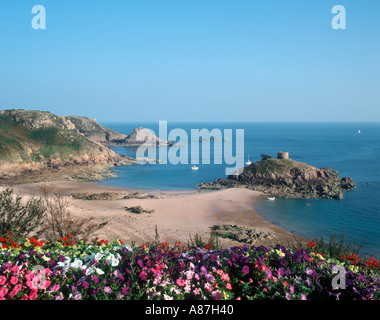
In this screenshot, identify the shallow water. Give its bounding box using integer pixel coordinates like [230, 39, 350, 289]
[97, 122, 380, 258]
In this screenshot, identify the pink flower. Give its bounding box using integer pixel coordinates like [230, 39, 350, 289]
[9, 284, 22, 297]
[10, 265, 19, 273]
[10, 276, 18, 285]
[43, 280, 51, 289]
[226, 283, 232, 290]
[44, 268, 51, 275]
[176, 279, 185, 286]
[221, 273, 230, 282]
[29, 289, 38, 300]
[0, 287, 8, 298]
[21, 294, 29, 300]
[25, 272, 34, 282]
[26, 280, 34, 290]
[0, 276, 6, 286]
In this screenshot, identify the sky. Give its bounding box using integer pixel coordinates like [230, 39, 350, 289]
[0, 0, 379, 122]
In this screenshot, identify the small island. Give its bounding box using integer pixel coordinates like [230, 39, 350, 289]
[198, 152, 356, 199]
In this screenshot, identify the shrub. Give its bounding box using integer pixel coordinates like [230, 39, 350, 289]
[0, 188, 45, 241]
[39, 185, 108, 242]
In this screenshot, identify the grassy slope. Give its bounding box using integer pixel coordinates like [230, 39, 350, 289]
[244, 158, 317, 176]
[0, 112, 95, 164]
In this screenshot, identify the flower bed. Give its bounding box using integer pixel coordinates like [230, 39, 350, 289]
[0, 234, 379, 300]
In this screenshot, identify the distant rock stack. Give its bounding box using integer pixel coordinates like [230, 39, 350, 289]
[277, 151, 289, 160]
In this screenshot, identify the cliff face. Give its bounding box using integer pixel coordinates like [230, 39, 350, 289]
[0, 109, 136, 183]
[64, 116, 127, 144]
[65, 117, 174, 146]
[198, 158, 356, 199]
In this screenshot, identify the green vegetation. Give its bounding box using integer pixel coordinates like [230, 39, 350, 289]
[0, 188, 45, 242]
[245, 158, 312, 176]
[0, 187, 107, 243]
[0, 110, 91, 163]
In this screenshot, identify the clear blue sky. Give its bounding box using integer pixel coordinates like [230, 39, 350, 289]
[0, 0, 379, 122]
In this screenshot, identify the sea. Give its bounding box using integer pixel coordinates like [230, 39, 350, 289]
[97, 122, 380, 259]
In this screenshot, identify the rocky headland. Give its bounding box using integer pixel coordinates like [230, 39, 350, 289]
[65, 116, 174, 147]
[198, 153, 356, 199]
[0, 109, 137, 184]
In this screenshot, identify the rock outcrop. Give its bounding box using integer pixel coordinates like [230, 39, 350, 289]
[0, 109, 137, 184]
[64, 115, 127, 144]
[198, 157, 356, 199]
[65, 116, 174, 147]
[108, 127, 175, 146]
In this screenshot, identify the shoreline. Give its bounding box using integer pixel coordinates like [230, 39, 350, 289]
[5, 180, 310, 248]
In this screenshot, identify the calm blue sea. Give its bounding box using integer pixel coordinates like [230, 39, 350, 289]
[97, 122, 380, 259]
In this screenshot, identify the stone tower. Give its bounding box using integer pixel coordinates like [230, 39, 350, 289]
[278, 151, 289, 160]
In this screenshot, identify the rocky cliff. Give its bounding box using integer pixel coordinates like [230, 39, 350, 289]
[198, 157, 356, 199]
[0, 109, 137, 183]
[66, 117, 174, 147]
[64, 115, 127, 144]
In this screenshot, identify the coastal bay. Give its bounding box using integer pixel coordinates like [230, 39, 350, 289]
[7, 181, 306, 248]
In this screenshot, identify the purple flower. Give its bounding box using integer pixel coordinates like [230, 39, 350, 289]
[137, 259, 143, 268]
[242, 265, 249, 275]
[277, 268, 285, 278]
[214, 291, 222, 300]
[289, 285, 294, 294]
[49, 284, 60, 292]
[55, 292, 64, 300]
[139, 271, 147, 281]
[301, 294, 307, 300]
[285, 293, 291, 300]
[305, 268, 313, 275]
[104, 286, 112, 294]
[73, 292, 82, 300]
[83, 281, 89, 290]
[205, 273, 215, 282]
[91, 275, 99, 283]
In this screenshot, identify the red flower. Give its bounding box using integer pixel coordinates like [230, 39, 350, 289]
[204, 244, 212, 250]
[307, 241, 317, 247]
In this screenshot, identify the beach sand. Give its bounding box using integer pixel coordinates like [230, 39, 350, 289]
[7, 181, 308, 248]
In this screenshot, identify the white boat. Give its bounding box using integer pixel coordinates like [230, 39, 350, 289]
[358, 130, 361, 134]
[266, 197, 275, 200]
[191, 166, 199, 170]
[246, 154, 252, 165]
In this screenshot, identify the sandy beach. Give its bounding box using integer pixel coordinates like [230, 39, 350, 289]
[5, 181, 308, 248]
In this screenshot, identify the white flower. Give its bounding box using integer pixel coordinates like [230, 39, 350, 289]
[70, 259, 83, 269]
[96, 268, 104, 275]
[124, 245, 133, 252]
[94, 253, 103, 261]
[85, 267, 94, 276]
[106, 254, 119, 267]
